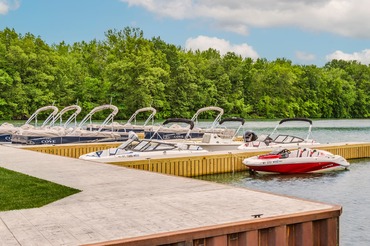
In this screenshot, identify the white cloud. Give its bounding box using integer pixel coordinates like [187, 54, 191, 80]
[121, 0, 370, 38]
[295, 51, 316, 62]
[123, 0, 193, 20]
[326, 50, 370, 65]
[0, 0, 19, 15]
[185, 35, 259, 59]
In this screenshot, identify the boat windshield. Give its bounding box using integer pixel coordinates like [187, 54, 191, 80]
[273, 134, 304, 143]
[269, 148, 290, 155]
[133, 140, 176, 152]
[117, 139, 137, 150]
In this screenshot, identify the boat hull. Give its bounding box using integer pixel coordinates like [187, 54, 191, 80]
[0, 134, 12, 142]
[242, 148, 350, 174]
[11, 135, 128, 145]
[244, 161, 347, 174]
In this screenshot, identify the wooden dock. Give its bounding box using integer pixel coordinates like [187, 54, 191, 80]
[20, 142, 370, 177]
[0, 144, 342, 246]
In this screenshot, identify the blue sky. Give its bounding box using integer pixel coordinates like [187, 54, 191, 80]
[1, 0, 370, 66]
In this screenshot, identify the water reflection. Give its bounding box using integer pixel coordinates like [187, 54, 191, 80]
[195, 168, 349, 188]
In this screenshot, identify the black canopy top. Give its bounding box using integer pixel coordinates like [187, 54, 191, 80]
[162, 118, 195, 130]
[278, 118, 312, 125]
[219, 117, 245, 125]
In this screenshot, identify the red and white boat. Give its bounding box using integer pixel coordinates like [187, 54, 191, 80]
[242, 148, 350, 174]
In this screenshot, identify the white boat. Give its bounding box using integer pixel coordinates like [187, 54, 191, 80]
[174, 117, 248, 151]
[144, 106, 224, 140]
[79, 119, 207, 162]
[238, 118, 319, 150]
[79, 133, 207, 162]
[97, 107, 156, 133]
[0, 105, 59, 143]
[17, 104, 125, 145]
[242, 147, 350, 174]
[11, 105, 82, 144]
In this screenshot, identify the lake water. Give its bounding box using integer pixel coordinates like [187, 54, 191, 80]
[195, 119, 370, 245]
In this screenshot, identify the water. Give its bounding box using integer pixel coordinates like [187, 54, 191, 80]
[194, 119, 370, 245]
[248, 119, 370, 143]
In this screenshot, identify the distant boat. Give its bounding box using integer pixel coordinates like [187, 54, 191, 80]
[95, 106, 157, 133]
[0, 105, 59, 143]
[11, 105, 81, 144]
[172, 117, 249, 151]
[144, 106, 225, 140]
[242, 147, 350, 174]
[13, 104, 125, 145]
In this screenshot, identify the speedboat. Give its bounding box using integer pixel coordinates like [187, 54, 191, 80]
[79, 118, 207, 161]
[238, 118, 319, 150]
[144, 106, 224, 140]
[242, 147, 350, 174]
[0, 105, 59, 143]
[79, 133, 207, 162]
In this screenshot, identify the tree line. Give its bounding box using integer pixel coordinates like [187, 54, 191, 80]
[0, 27, 369, 121]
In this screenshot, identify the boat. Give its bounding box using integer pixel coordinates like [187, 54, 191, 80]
[0, 105, 59, 143]
[238, 118, 319, 150]
[144, 106, 224, 140]
[16, 104, 125, 145]
[96, 107, 157, 133]
[11, 105, 82, 144]
[242, 147, 350, 174]
[79, 118, 207, 162]
[174, 117, 250, 151]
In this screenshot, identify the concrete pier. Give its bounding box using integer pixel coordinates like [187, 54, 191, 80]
[0, 144, 341, 245]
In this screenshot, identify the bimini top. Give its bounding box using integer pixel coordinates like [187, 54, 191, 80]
[125, 107, 157, 126]
[219, 117, 245, 126]
[191, 106, 224, 129]
[278, 118, 313, 125]
[26, 105, 59, 127]
[162, 118, 195, 130]
[49, 105, 82, 128]
[78, 104, 119, 131]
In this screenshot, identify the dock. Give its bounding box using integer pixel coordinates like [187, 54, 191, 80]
[20, 141, 370, 177]
[0, 143, 354, 245]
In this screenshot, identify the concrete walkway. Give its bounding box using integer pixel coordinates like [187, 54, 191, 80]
[0, 144, 336, 245]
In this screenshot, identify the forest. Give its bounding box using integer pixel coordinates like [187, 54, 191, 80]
[0, 27, 369, 121]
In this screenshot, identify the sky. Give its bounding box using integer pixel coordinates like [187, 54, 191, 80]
[1, 0, 370, 66]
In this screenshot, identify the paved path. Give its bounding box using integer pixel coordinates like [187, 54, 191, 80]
[0, 145, 335, 245]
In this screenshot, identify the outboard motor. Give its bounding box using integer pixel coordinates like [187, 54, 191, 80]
[243, 130, 258, 142]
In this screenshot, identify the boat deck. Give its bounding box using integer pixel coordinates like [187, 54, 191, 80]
[0, 144, 340, 245]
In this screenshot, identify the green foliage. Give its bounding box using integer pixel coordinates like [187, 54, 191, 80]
[0, 27, 369, 120]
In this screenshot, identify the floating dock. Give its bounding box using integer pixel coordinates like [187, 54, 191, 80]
[0, 143, 356, 245]
[20, 141, 370, 177]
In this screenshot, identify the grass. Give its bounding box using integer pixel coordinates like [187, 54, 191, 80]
[0, 167, 80, 211]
